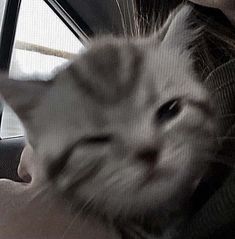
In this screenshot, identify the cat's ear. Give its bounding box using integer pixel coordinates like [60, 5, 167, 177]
[157, 5, 198, 48]
[0, 73, 51, 120]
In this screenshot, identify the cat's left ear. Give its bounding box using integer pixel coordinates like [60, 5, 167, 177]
[0, 73, 51, 119]
[157, 4, 199, 49]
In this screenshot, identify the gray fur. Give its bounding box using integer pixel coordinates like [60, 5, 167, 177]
[0, 5, 217, 236]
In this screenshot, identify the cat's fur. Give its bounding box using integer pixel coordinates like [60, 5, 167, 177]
[0, 5, 217, 238]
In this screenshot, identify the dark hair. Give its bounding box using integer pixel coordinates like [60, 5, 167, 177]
[135, 0, 235, 79]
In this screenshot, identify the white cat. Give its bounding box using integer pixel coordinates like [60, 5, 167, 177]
[0, 5, 218, 238]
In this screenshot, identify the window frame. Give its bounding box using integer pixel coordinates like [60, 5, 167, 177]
[44, 0, 93, 43]
[0, 0, 21, 71]
[0, 0, 21, 126]
[0, 0, 88, 138]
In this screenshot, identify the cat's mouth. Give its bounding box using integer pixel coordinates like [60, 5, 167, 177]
[141, 170, 158, 186]
[136, 165, 174, 192]
[134, 165, 160, 190]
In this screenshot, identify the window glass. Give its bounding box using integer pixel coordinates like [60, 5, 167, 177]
[0, 0, 84, 138]
[0, 0, 7, 31]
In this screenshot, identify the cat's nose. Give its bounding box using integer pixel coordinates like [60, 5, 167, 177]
[136, 148, 158, 165]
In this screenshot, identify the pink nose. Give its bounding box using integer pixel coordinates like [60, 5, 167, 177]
[136, 148, 158, 165]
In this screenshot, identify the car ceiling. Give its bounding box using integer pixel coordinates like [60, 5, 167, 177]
[71, 0, 137, 35]
[47, 0, 184, 39]
[59, 0, 136, 36]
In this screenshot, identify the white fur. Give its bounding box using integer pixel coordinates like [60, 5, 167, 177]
[0, 5, 217, 222]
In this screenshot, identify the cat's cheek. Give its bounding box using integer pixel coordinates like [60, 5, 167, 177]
[50, 157, 141, 209]
[156, 143, 207, 189]
[79, 165, 152, 215]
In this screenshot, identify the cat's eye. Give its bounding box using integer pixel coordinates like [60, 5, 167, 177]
[156, 98, 182, 123]
[82, 135, 112, 145]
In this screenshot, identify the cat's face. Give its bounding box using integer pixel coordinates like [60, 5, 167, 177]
[0, 6, 217, 219]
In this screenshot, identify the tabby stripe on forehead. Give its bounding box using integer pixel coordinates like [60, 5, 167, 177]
[69, 62, 116, 104]
[69, 45, 142, 105]
[69, 64, 98, 100]
[119, 45, 143, 100]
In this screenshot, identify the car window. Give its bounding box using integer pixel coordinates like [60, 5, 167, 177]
[0, 0, 7, 31]
[0, 0, 84, 139]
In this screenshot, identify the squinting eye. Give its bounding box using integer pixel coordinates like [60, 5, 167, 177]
[82, 135, 112, 145]
[156, 98, 182, 123]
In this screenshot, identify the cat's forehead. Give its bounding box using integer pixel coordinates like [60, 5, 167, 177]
[65, 38, 143, 106]
[143, 46, 198, 96]
[69, 39, 160, 98]
[56, 37, 203, 116]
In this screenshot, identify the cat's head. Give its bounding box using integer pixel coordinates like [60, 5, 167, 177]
[0, 5, 217, 219]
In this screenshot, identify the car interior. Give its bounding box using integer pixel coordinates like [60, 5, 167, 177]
[0, 0, 135, 182]
[0, 0, 174, 182]
[0, 0, 234, 238]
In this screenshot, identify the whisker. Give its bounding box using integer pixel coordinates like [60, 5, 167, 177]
[29, 183, 51, 203]
[114, 0, 128, 37]
[126, 0, 133, 37]
[131, 0, 139, 36]
[217, 113, 235, 118]
[119, 223, 148, 239]
[60, 194, 97, 239]
[80, 194, 96, 215]
[217, 136, 235, 139]
[60, 214, 80, 239]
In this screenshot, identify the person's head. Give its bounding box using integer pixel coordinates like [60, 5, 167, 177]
[136, 0, 235, 79]
[189, 0, 235, 10]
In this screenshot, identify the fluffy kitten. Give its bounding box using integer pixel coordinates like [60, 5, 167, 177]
[0, 5, 217, 238]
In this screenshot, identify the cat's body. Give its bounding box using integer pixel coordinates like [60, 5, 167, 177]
[0, 5, 218, 238]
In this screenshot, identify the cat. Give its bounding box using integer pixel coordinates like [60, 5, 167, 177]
[0, 4, 218, 238]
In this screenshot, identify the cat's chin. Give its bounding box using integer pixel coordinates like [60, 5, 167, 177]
[64, 176, 194, 222]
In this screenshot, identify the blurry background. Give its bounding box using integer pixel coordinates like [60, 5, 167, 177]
[0, 0, 176, 138]
[0, 0, 83, 138]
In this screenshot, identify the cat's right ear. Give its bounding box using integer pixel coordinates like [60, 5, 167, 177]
[144, 5, 199, 51]
[0, 72, 52, 120]
[158, 4, 202, 49]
